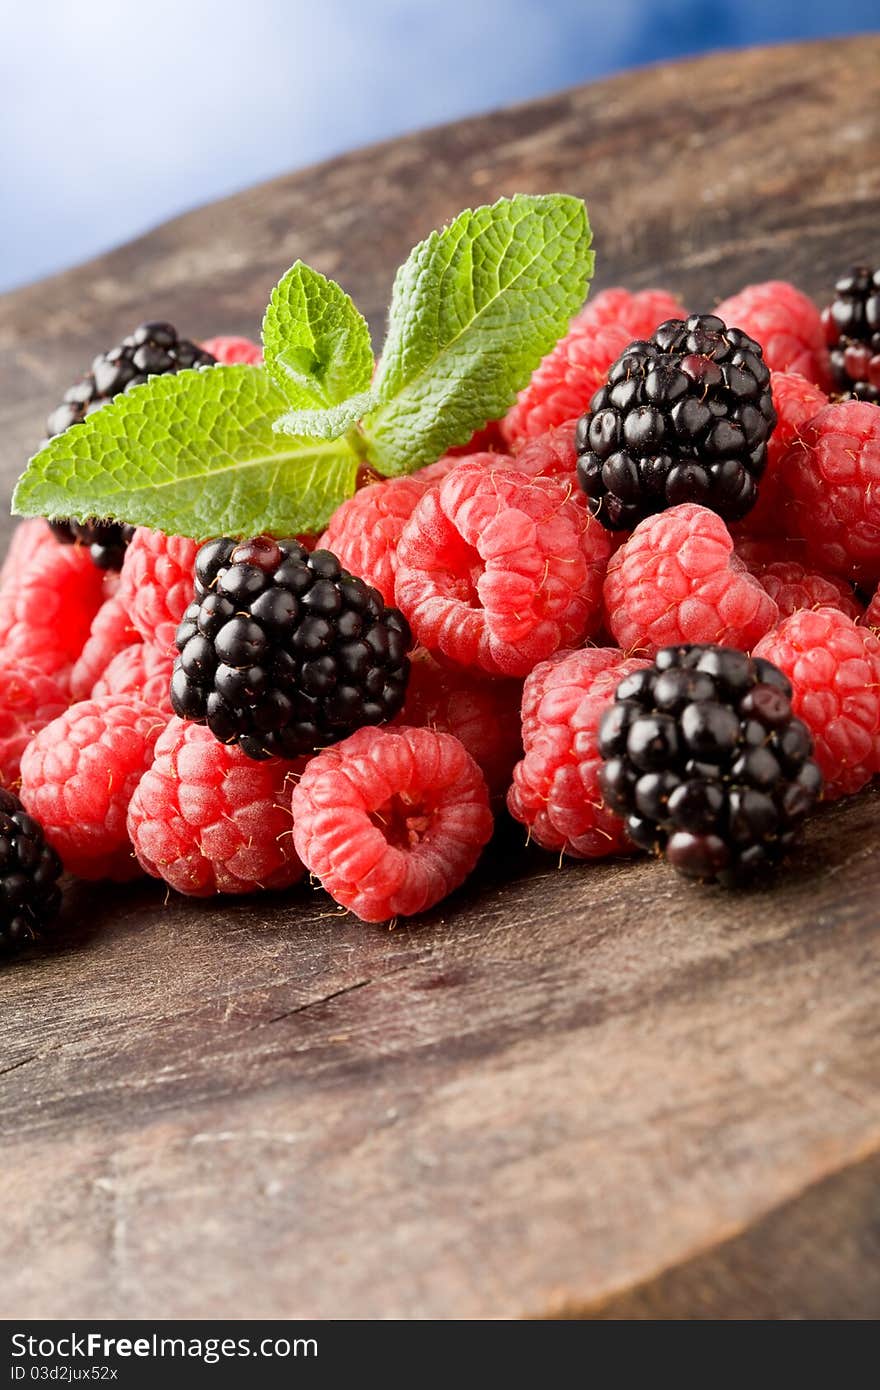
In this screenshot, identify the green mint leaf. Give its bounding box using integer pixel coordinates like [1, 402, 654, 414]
[262, 260, 374, 409]
[362, 194, 593, 475]
[274, 387, 378, 441]
[13, 365, 359, 540]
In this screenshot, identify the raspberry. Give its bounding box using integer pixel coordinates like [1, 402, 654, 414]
[507, 647, 646, 858]
[0, 787, 63, 956]
[172, 538, 411, 760]
[127, 718, 305, 896]
[578, 287, 688, 339]
[864, 585, 880, 631]
[416, 448, 513, 485]
[501, 321, 631, 446]
[0, 520, 59, 587]
[733, 536, 812, 570]
[0, 664, 68, 789]
[444, 419, 506, 456]
[739, 555, 861, 622]
[20, 696, 168, 880]
[821, 265, 880, 402]
[69, 595, 142, 701]
[754, 607, 880, 799]
[92, 642, 175, 713]
[511, 420, 579, 484]
[397, 649, 523, 797]
[291, 724, 493, 922]
[779, 400, 880, 583]
[714, 281, 831, 389]
[395, 459, 611, 677]
[598, 644, 822, 882]
[736, 371, 828, 536]
[576, 314, 776, 529]
[200, 335, 263, 365]
[603, 503, 778, 656]
[0, 539, 106, 686]
[118, 527, 199, 647]
[317, 474, 428, 605]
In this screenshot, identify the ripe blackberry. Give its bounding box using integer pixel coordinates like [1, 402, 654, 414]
[45, 321, 216, 569]
[171, 536, 412, 760]
[46, 519, 135, 571]
[575, 314, 776, 530]
[822, 265, 880, 402]
[597, 644, 822, 884]
[0, 788, 62, 957]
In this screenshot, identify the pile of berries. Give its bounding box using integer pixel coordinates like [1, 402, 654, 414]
[5, 269, 880, 957]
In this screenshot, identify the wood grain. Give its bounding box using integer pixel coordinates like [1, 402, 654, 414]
[2, 37, 880, 1320]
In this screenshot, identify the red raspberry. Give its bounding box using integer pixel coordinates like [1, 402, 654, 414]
[511, 419, 579, 484]
[511, 426, 631, 569]
[577, 286, 688, 339]
[714, 281, 832, 388]
[291, 724, 493, 922]
[604, 503, 778, 656]
[0, 520, 58, 587]
[737, 371, 828, 536]
[317, 474, 428, 605]
[70, 595, 142, 701]
[444, 419, 506, 456]
[0, 538, 106, 686]
[759, 563, 861, 621]
[501, 321, 631, 446]
[737, 549, 861, 621]
[508, 647, 647, 859]
[780, 400, 880, 583]
[864, 585, 880, 631]
[0, 663, 68, 789]
[20, 696, 168, 880]
[754, 607, 880, 799]
[395, 459, 611, 677]
[93, 642, 175, 713]
[733, 536, 812, 570]
[118, 527, 199, 647]
[415, 448, 514, 486]
[396, 649, 523, 797]
[127, 717, 305, 896]
[200, 335, 263, 365]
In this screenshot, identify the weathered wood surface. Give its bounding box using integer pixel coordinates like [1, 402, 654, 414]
[2, 38, 880, 1320]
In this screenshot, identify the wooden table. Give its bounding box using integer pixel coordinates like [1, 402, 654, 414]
[2, 38, 880, 1321]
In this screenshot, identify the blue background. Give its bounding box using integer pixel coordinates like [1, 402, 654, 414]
[2, 0, 876, 292]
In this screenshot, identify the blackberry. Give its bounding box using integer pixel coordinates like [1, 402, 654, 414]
[45, 321, 216, 569]
[597, 644, 822, 885]
[0, 788, 63, 957]
[575, 313, 776, 530]
[171, 536, 413, 761]
[822, 265, 880, 403]
[47, 518, 135, 571]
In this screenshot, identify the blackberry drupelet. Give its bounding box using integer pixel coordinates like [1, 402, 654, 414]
[171, 536, 413, 761]
[822, 265, 880, 402]
[575, 313, 776, 530]
[45, 321, 216, 569]
[0, 788, 63, 957]
[597, 644, 822, 884]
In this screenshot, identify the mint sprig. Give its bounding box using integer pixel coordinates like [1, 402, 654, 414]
[14, 194, 593, 539]
[362, 195, 592, 475]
